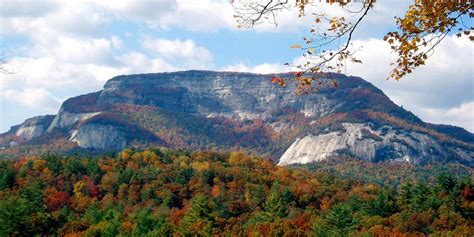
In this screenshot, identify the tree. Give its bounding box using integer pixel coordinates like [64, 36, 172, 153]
[0, 196, 31, 236]
[83, 208, 123, 236]
[312, 202, 358, 237]
[179, 195, 215, 235]
[42, 154, 62, 175]
[263, 190, 287, 218]
[0, 168, 15, 190]
[436, 173, 458, 194]
[0, 149, 470, 235]
[86, 158, 102, 180]
[131, 208, 171, 236]
[366, 188, 399, 217]
[233, 0, 473, 94]
[326, 203, 358, 233]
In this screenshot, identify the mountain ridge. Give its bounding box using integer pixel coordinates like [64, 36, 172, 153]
[1, 70, 473, 166]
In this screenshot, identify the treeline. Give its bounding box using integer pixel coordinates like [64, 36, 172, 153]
[302, 157, 473, 188]
[0, 149, 472, 236]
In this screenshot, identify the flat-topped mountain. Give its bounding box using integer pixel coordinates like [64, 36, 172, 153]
[1, 70, 473, 166]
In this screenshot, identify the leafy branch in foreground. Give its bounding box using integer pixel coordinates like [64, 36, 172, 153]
[233, 0, 473, 94]
[385, 0, 473, 80]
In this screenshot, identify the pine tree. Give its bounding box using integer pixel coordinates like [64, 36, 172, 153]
[179, 195, 214, 236]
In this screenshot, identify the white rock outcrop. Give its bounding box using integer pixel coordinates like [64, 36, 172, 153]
[278, 123, 446, 166]
[15, 125, 46, 141]
[47, 109, 101, 132]
[13, 115, 54, 142]
[70, 124, 127, 150]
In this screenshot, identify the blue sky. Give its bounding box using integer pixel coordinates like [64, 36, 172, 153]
[1, 0, 473, 132]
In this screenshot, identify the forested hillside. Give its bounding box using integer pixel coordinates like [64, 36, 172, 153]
[0, 149, 472, 236]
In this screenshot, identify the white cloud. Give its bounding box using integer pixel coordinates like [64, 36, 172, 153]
[2, 56, 114, 95]
[421, 102, 474, 132]
[344, 35, 473, 107]
[158, 0, 235, 31]
[111, 35, 124, 49]
[2, 44, 186, 94]
[1, 0, 230, 36]
[353, 0, 410, 38]
[0, 0, 414, 38]
[117, 52, 177, 73]
[2, 88, 61, 111]
[230, 0, 406, 33]
[142, 37, 212, 61]
[1, 3, 109, 37]
[2, 35, 124, 92]
[31, 37, 117, 65]
[0, 1, 59, 18]
[240, 2, 346, 32]
[340, 35, 474, 131]
[1, 33, 209, 123]
[142, 37, 213, 69]
[96, 0, 177, 26]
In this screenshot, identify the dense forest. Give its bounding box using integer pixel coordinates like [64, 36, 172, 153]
[0, 149, 473, 236]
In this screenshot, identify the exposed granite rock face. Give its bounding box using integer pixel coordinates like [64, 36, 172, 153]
[278, 123, 451, 166]
[1, 70, 472, 165]
[98, 71, 345, 120]
[70, 124, 128, 151]
[15, 126, 45, 142]
[47, 108, 101, 132]
[67, 115, 161, 151]
[10, 115, 54, 142]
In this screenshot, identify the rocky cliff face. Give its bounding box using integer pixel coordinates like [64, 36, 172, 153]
[70, 124, 128, 150]
[1, 70, 472, 166]
[1, 115, 55, 146]
[278, 123, 466, 166]
[98, 71, 343, 120]
[47, 109, 101, 132]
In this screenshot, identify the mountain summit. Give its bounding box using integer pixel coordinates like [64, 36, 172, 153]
[1, 70, 473, 166]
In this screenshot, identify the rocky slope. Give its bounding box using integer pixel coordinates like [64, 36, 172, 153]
[278, 123, 459, 166]
[4, 115, 55, 145]
[1, 70, 472, 166]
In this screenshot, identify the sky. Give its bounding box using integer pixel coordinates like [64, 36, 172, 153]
[0, 0, 473, 133]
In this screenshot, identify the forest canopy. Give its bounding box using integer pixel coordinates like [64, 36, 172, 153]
[0, 149, 472, 236]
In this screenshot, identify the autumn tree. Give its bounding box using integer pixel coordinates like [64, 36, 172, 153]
[0, 150, 472, 235]
[233, 0, 473, 94]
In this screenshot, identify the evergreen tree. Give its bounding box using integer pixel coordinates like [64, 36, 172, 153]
[366, 189, 399, 217]
[179, 195, 214, 236]
[326, 203, 358, 235]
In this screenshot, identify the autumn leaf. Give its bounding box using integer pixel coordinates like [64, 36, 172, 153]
[271, 76, 286, 86]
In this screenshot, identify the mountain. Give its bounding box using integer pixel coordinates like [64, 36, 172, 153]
[1, 70, 473, 166]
